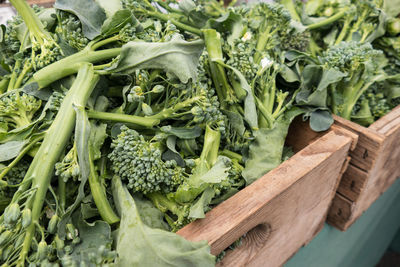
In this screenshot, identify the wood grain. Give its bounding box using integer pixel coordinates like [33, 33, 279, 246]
[178, 127, 353, 266]
[328, 105, 400, 230]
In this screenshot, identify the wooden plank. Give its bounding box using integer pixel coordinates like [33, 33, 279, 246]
[336, 164, 369, 202]
[329, 105, 400, 230]
[178, 131, 352, 266]
[333, 115, 384, 171]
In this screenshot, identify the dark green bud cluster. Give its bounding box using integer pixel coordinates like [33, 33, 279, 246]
[55, 10, 89, 51]
[109, 126, 184, 194]
[280, 30, 311, 52]
[190, 85, 226, 134]
[321, 41, 383, 71]
[354, 84, 391, 119]
[226, 39, 259, 81]
[0, 159, 29, 204]
[32, 39, 63, 70]
[0, 91, 42, 130]
[119, 23, 138, 43]
[251, 2, 291, 30]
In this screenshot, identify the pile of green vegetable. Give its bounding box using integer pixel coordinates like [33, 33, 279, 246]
[0, 0, 399, 265]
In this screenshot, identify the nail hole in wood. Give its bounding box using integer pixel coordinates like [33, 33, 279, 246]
[363, 149, 368, 159]
[350, 180, 355, 191]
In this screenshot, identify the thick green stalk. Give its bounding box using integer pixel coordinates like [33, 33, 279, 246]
[341, 79, 364, 119]
[307, 9, 348, 30]
[32, 48, 121, 88]
[9, 0, 49, 39]
[16, 64, 99, 266]
[202, 29, 236, 106]
[87, 110, 160, 127]
[200, 125, 221, 166]
[88, 147, 119, 224]
[335, 17, 352, 45]
[0, 78, 9, 94]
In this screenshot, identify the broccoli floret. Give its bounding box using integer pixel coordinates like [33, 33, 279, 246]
[0, 91, 42, 130]
[320, 41, 385, 119]
[146, 192, 193, 231]
[55, 143, 79, 182]
[109, 126, 185, 194]
[0, 159, 29, 212]
[55, 10, 89, 51]
[9, 0, 63, 70]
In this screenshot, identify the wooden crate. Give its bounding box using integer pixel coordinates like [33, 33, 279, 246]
[328, 105, 400, 230]
[177, 120, 355, 267]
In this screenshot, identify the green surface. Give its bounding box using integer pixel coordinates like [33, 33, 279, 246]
[285, 179, 400, 267]
[390, 229, 400, 253]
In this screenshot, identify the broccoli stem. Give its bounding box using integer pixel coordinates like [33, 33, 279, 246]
[15, 64, 99, 265]
[200, 125, 221, 167]
[335, 17, 352, 45]
[9, 0, 49, 40]
[57, 176, 66, 212]
[88, 146, 119, 224]
[8, 60, 22, 91]
[87, 110, 160, 127]
[0, 78, 9, 94]
[220, 149, 243, 162]
[14, 61, 32, 89]
[280, 0, 301, 21]
[32, 48, 121, 88]
[202, 29, 236, 106]
[341, 78, 364, 119]
[307, 9, 348, 30]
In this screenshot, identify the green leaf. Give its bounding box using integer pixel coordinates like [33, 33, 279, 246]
[55, 0, 107, 40]
[133, 194, 169, 230]
[309, 109, 334, 132]
[242, 108, 304, 185]
[179, 0, 209, 27]
[101, 10, 140, 37]
[214, 59, 258, 130]
[161, 126, 202, 139]
[0, 140, 26, 162]
[296, 65, 346, 107]
[89, 123, 107, 160]
[96, 0, 122, 17]
[189, 187, 215, 219]
[112, 176, 215, 267]
[174, 156, 230, 203]
[59, 212, 113, 263]
[110, 35, 204, 83]
[207, 11, 244, 45]
[384, 0, 400, 17]
[351, 99, 374, 127]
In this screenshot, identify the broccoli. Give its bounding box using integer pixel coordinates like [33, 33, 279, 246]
[109, 126, 185, 194]
[55, 10, 89, 51]
[0, 64, 100, 265]
[55, 143, 80, 182]
[320, 41, 385, 119]
[0, 159, 29, 212]
[0, 91, 41, 130]
[9, 0, 63, 77]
